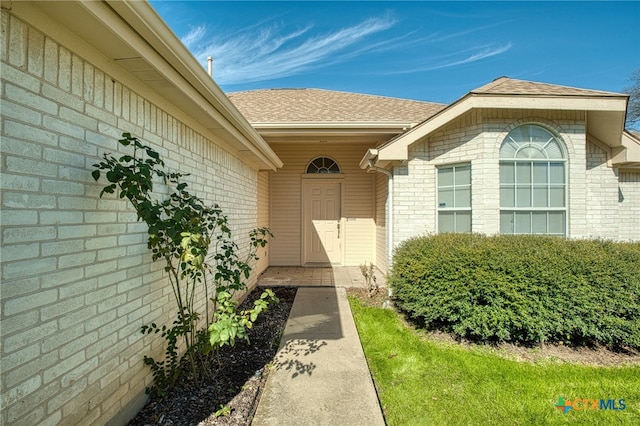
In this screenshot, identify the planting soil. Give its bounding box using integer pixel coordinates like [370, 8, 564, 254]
[127, 286, 296, 426]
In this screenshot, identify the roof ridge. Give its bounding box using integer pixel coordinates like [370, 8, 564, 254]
[471, 76, 625, 97]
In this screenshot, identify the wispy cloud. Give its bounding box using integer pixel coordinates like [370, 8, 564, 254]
[182, 16, 397, 85]
[389, 42, 513, 74]
[181, 25, 207, 49]
[180, 16, 512, 85]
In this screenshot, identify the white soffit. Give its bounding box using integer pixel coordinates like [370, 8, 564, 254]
[24, 0, 282, 170]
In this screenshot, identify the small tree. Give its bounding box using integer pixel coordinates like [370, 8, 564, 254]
[623, 68, 640, 130]
[93, 133, 277, 395]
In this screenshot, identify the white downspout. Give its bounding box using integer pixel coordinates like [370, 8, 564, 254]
[367, 160, 393, 269]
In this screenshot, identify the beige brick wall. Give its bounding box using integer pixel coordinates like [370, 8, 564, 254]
[390, 109, 638, 245]
[619, 172, 640, 240]
[256, 171, 270, 272]
[585, 140, 620, 238]
[393, 110, 483, 245]
[1, 10, 264, 425]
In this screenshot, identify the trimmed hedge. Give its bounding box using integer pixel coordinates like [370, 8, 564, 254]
[389, 234, 640, 349]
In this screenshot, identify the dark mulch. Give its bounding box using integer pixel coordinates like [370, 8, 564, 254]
[127, 286, 297, 426]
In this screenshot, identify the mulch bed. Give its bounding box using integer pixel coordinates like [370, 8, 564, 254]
[126, 284, 635, 425]
[127, 286, 297, 426]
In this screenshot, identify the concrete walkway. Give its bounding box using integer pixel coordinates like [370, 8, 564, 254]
[252, 286, 385, 426]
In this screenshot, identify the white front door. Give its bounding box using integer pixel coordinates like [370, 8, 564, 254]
[303, 181, 342, 265]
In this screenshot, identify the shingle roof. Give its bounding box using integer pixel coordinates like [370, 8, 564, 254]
[227, 88, 445, 124]
[472, 77, 625, 97]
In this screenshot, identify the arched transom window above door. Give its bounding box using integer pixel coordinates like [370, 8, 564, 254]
[306, 157, 341, 174]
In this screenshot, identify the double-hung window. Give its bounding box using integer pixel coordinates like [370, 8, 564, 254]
[438, 164, 471, 233]
[499, 124, 567, 236]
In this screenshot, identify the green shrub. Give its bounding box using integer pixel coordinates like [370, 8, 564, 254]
[389, 234, 640, 349]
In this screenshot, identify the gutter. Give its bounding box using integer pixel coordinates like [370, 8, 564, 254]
[103, 0, 283, 170]
[252, 122, 415, 130]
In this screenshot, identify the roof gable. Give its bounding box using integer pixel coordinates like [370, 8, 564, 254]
[372, 77, 629, 165]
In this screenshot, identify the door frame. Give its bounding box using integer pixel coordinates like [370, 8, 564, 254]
[301, 174, 345, 266]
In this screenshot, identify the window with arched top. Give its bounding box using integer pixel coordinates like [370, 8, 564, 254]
[306, 157, 341, 174]
[499, 124, 567, 236]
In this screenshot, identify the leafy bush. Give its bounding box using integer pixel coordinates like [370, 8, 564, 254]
[93, 133, 277, 396]
[389, 234, 640, 349]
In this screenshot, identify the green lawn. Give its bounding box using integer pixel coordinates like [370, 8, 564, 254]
[349, 298, 640, 425]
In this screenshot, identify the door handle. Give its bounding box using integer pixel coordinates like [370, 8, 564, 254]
[337, 221, 340, 239]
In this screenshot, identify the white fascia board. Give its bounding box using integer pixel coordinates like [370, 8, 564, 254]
[478, 95, 627, 111]
[359, 149, 379, 169]
[92, 1, 282, 170]
[252, 122, 413, 131]
[613, 132, 640, 168]
[377, 94, 628, 162]
[377, 97, 476, 161]
[253, 122, 412, 142]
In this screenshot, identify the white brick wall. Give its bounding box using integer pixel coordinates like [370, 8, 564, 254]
[1, 10, 263, 425]
[585, 140, 620, 238]
[390, 109, 638, 245]
[618, 172, 640, 240]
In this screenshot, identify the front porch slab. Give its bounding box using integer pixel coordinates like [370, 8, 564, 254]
[256, 266, 386, 288]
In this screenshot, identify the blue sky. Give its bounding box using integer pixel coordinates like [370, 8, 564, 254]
[149, 1, 640, 104]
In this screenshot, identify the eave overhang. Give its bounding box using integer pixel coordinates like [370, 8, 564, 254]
[613, 131, 640, 169]
[251, 121, 415, 144]
[16, 0, 282, 170]
[376, 92, 629, 164]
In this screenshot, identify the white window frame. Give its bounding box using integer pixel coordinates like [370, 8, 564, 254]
[499, 124, 567, 237]
[437, 163, 472, 233]
[306, 156, 341, 174]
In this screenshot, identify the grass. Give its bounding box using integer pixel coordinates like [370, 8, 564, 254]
[349, 298, 640, 425]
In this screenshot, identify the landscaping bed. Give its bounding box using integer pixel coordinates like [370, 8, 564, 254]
[127, 286, 296, 426]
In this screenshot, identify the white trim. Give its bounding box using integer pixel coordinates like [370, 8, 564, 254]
[377, 93, 627, 163]
[19, 0, 282, 170]
[436, 163, 472, 233]
[498, 125, 568, 236]
[300, 174, 346, 180]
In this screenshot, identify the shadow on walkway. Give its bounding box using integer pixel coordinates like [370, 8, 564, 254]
[252, 287, 385, 426]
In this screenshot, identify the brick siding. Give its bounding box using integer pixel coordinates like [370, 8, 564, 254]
[1, 10, 263, 425]
[390, 109, 639, 247]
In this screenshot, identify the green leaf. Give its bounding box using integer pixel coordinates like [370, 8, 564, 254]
[147, 149, 160, 159]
